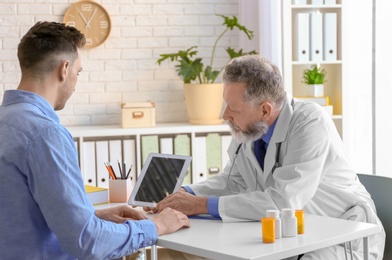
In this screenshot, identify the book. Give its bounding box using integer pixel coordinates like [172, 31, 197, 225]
[295, 96, 330, 106]
[84, 185, 109, 205]
[321, 105, 333, 115]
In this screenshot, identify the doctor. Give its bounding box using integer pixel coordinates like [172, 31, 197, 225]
[156, 55, 385, 259]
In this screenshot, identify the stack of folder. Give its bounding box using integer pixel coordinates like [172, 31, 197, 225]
[294, 12, 337, 62]
[84, 185, 109, 205]
[296, 96, 333, 115]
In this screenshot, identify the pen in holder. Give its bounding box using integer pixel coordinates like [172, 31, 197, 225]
[105, 161, 133, 202]
[109, 178, 132, 203]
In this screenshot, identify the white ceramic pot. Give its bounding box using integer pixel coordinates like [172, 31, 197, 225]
[306, 84, 324, 97]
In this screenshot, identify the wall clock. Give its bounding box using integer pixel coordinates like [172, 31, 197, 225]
[63, 1, 111, 48]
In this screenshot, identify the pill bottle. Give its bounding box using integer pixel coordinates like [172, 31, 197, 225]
[261, 217, 276, 243]
[281, 208, 297, 237]
[295, 209, 305, 234]
[266, 209, 282, 239]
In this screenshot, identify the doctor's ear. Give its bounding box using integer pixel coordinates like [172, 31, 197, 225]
[260, 101, 273, 120]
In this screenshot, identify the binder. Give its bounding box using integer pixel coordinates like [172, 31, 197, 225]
[96, 141, 109, 188]
[323, 13, 337, 61]
[310, 12, 323, 62]
[174, 134, 192, 185]
[123, 139, 137, 189]
[194, 136, 207, 183]
[141, 135, 159, 164]
[221, 135, 232, 171]
[159, 137, 174, 154]
[311, 0, 323, 4]
[292, 0, 306, 4]
[206, 133, 222, 178]
[83, 142, 97, 186]
[294, 13, 310, 62]
[109, 140, 122, 164]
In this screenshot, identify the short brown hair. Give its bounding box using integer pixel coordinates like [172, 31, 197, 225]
[17, 21, 86, 76]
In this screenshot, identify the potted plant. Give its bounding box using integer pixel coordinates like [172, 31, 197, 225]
[157, 14, 257, 125]
[302, 64, 327, 97]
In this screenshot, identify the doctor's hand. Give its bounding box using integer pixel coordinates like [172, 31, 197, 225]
[95, 205, 147, 223]
[152, 207, 190, 236]
[156, 189, 209, 216]
[141, 187, 188, 214]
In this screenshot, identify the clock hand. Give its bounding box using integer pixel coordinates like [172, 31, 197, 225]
[76, 6, 89, 28]
[85, 7, 98, 29]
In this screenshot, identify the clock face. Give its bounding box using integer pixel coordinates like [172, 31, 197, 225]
[63, 1, 111, 48]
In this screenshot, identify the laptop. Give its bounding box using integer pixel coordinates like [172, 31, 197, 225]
[128, 153, 192, 208]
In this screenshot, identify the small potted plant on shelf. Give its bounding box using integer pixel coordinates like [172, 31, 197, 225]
[156, 14, 257, 125]
[302, 64, 327, 97]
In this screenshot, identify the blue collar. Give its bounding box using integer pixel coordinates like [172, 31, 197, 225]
[261, 119, 277, 144]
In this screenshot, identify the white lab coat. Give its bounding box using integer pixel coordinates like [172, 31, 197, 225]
[189, 96, 385, 259]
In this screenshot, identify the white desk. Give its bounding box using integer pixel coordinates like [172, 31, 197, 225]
[94, 204, 380, 260]
[156, 214, 380, 260]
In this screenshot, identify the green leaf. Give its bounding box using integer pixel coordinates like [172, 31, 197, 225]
[176, 58, 203, 84]
[204, 66, 220, 83]
[303, 65, 327, 84]
[217, 14, 254, 40]
[226, 47, 258, 59]
[157, 46, 198, 65]
[156, 15, 257, 84]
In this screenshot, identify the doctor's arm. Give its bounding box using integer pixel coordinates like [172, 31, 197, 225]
[156, 189, 209, 216]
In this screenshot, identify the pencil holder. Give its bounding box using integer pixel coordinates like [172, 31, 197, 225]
[109, 178, 132, 203]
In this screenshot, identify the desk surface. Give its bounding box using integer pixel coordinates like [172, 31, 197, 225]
[94, 204, 380, 260]
[156, 214, 380, 260]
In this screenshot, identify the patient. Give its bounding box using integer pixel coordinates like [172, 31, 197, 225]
[0, 21, 189, 260]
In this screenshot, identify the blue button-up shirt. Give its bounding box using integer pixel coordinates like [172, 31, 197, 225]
[0, 90, 157, 259]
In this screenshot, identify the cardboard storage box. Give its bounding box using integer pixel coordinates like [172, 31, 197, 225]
[121, 102, 156, 128]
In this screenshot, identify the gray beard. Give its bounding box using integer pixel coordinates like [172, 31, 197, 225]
[226, 120, 269, 143]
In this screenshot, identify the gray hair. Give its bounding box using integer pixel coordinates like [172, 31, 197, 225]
[222, 55, 286, 107]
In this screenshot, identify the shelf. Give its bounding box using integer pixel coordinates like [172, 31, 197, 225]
[283, 0, 343, 138]
[292, 60, 342, 65]
[68, 123, 231, 137]
[69, 123, 232, 188]
[291, 4, 341, 9]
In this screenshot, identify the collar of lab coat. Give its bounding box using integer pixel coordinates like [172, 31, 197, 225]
[262, 95, 294, 181]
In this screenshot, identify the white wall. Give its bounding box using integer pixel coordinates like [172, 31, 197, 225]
[342, 0, 392, 177]
[238, 0, 282, 72]
[375, 0, 392, 177]
[0, 0, 240, 126]
[342, 0, 373, 174]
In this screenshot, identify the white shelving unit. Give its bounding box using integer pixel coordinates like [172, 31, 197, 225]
[68, 123, 231, 188]
[282, 0, 343, 137]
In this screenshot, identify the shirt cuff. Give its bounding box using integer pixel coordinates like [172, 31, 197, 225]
[207, 197, 221, 218]
[182, 186, 195, 195]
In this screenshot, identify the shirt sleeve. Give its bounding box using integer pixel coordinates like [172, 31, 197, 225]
[183, 185, 195, 195]
[207, 197, 221, 218]
[183, 186, 221, 218]
[26, 125, 157, 259]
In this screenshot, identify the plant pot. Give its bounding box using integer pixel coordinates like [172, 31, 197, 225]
[306, 84, 324, 97]
[183, 83, 224, 125]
